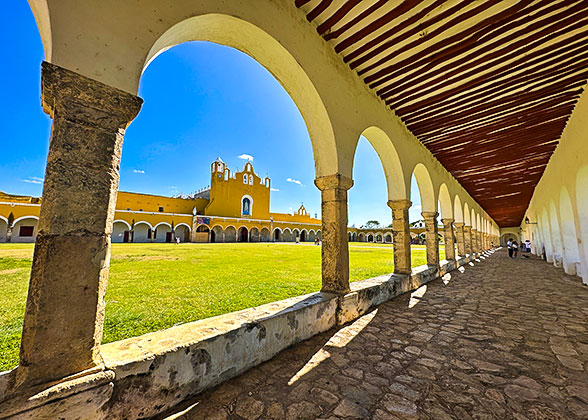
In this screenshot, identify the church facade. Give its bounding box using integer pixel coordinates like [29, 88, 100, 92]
[0, 159, 322, 243]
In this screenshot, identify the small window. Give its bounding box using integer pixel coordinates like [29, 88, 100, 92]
[126, 208, 130, 211]
[224, 170, 229, 180]
[159, 206, 164, 212]
[265, 179, 270, 187]
[249, 175, 253, 185]
[19, 226, 34, 237]
[218, 163, 223, 172]
[243, 174, 248, 184]
[211, 163, 216, 173]
[139, 208, 143, 212]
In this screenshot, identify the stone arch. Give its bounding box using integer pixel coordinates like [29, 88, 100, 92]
[211, 225, 224, 243]
[250, 226, 260, 242]
[282, 228, 294, 242]
[273, 227, 282, 242]
[559, 186, 581, 275]
[154, 222, 172, 243]
[453, 195, 463, 223]
[576, 166, 588, 283]
[375, 233, 383, 243]
[471, 209, 477, 230]
[224, 226, 237, 243]
[358, 232, 366, 242]
[0, 216, 7, 242]
[476, 214, 481, 233]
[464, 203, 471, 226]
[133, 221, 153, 242]
[367, 234, 374, 242]
[549, 200, 564, 262]
[385, 233, 392, 243]
[12, 216, 39, 243]
[438, 184, 452, 220]
[308, 229, 316, 242]
[238, 226, 249, 242]
[144, 14, 338, 177]
[112, 220, 131, 243]
[540, 208, 554, 262]
[260, 227, 270, 242]
[411, 163, 436, 213]
[174, 223, 191, 243]
[355, 126, 406, 200]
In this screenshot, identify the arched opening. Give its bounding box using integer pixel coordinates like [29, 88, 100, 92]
[195, 225, 210, 243]
[175, 224, 191, 243]
[385, 233, 392, 243]
[12, 217, 39, 243]
[576, 166, 588, 283]
[273, 228, 281, 242]
[211, 225, 224, 243]
[250, 227, 260, 242]
[133, 222, 153, 242]
[540, 209, 554, 262]
[349, 129, 402, 274]
[0, 217, 7, 242]
[300, 230, 307, 242]
[241, 196, 252, 217]
[282, 228, 294, 242]
[154, 223, 172, 243]
[438, 184, 452, 221]
[238, 227, 249, 242]
[549, 201, 564, 264]
[453, 195, 463, 223]
[260, 227, 270, 242]
[112, 220, 131, 243]
[224, 226, 237, 243]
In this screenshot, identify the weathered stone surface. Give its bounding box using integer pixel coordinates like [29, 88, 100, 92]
[442, 219, 455, 261]
[454, 222, 466, 257]
[422, 212, 440, 267]
[14, 62, 142, 390]
[388, 200, 412, 274]
[315, 174, 353, 295]
[464, 226, 473, 254]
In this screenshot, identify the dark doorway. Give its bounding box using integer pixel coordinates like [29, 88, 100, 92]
[211, 230, 216, 243]
[300, 230, 306, 242]
[123, 231, 130, 243]
[274, 229, 280, 241]
[166, 232, 173, 243]
[239, 227, 249, 242]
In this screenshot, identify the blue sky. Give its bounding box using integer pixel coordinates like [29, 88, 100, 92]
[1, 2, 423, 227]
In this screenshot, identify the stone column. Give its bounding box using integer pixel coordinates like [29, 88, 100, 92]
[454, 222, 465, 257]
[442, 219, 455, 261]
[464, 226, 473, 254]
[17, 62, 142, 387]
[315, 174, 353, 295]
[481, 232, 485, 250]
[388, 200, 412, 274]
[472, 229, 479, 253]
[422, 211, 439, 267]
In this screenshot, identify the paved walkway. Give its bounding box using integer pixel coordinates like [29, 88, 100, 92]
[167, 250, 588, 420]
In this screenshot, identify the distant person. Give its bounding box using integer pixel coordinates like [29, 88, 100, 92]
[507, 238, 514, 258]
[175, 236, 180, 245]
[512, 240, 519, 258]
[525, 239, 531, 253]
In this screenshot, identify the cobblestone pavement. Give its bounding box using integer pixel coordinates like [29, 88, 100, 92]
[172, 250, 588, 420]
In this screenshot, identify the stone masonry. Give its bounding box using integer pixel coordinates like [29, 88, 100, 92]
[170, 250, 588, 420]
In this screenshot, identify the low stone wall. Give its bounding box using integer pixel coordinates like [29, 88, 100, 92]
[0, 252, 488, 419]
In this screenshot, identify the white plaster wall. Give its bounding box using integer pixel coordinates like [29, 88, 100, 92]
[524, 86, 588, 284]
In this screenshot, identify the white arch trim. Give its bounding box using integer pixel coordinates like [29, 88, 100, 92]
[134, 221, 154, 230]
[13, 216, 40, 225]
[144, 14, 338, 177]
[0, 216, 8, 224]
[154, 222, 172, 230]
[174, 223, 192, 231]
[113, 219, 132, 230]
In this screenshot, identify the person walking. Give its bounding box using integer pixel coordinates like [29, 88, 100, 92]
[507, 238, 514, 258]
[512, 240, 519, 258]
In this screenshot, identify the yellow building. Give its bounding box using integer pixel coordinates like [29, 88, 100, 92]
[0, 159, 322, 243]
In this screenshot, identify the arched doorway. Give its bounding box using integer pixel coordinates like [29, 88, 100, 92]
[196, 225, 210, 243]
[260, 227, 270, 242]
[239, 227, 249, 242]
[224, 226, 237, 243]
[300, 230, 307, 242]
[273, 228, 281, 242]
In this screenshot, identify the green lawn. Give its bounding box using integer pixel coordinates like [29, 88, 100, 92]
[0, 242, 445, 371]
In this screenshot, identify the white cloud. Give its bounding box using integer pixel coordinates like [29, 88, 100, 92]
[133, 169, 145, 174]
[270, 188, 279, 192]
[286, 178, 303, 185]
[22, 177, 43, 184]
[238, 154, 254, 161]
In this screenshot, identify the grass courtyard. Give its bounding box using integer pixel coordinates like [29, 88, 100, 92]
[0, 242, 445, 371]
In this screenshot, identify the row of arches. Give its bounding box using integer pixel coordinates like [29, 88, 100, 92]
[0, 216, 39, 243]
[111, 220, 322, 243]
[528, 166, 588, 282]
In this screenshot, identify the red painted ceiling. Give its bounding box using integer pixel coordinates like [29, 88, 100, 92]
[296, 0, 588, 227]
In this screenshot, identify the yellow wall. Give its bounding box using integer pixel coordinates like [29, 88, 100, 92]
[116, 191, 207, 215]
[205, 161, 271, 219]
